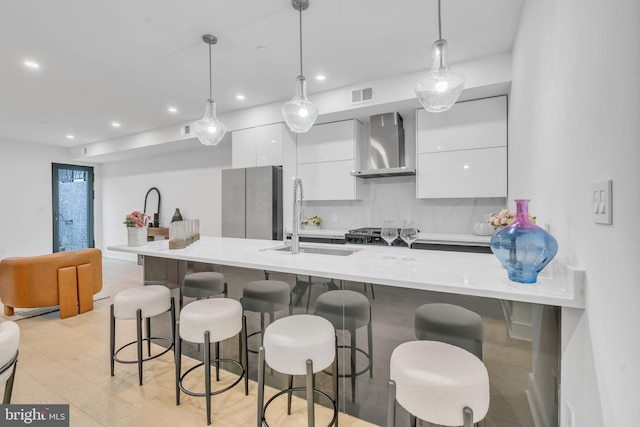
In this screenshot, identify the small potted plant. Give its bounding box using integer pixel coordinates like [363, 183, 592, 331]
[301, 215, 322, 230]
[124, 211, 150, 246]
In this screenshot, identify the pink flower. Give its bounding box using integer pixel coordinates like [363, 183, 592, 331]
[123, 211, 150, 228]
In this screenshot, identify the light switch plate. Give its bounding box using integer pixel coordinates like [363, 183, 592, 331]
[592, 180, 612, 224]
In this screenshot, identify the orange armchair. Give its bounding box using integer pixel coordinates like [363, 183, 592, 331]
[0, 248, 103, 318]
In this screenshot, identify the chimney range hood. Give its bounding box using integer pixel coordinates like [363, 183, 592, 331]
[351, 112, 416, 178]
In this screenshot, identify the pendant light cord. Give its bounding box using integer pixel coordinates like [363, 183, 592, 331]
[437, 0, 442, 40]
[298, 6, 304, 78]
[208, 41, 213, 101]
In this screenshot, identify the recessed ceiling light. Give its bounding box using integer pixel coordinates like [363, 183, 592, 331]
[66, 134, 75, 140]
[168, 107, 178, 113]
[24, 60, 40, 69]
[112, 122, 121, 128]
[236, 95, 245, 100]
[315, 74, 326, 81]
[256, 46, 268, 53]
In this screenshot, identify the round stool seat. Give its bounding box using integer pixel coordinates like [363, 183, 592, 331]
[179, 298, 242, 344]
[113, 285, 171, 319]
[390, 340, 489, 426]
[315, 290, 369, 330]
[415, 303, 483, 359]
[0, 321, 20, 386]
[182, 272, 225, 299]
[264, 314, 335, 375]
[242, 280, 290, 313]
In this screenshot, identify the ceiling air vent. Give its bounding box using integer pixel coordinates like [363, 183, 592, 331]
[351, 87, 374, 105]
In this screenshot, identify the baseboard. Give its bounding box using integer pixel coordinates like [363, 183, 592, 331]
[500, 300, 533, 341]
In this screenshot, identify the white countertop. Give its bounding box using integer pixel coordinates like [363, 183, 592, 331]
[108, 236, 585, 309]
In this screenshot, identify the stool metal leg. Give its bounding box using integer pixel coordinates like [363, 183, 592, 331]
[257, 346, 266, 427]
[241, 315, 249, 395]
[463, 407, 474, 427]
[136, 308, 143, 386]
[333, 336, 339, 427]
[409, 414, 417, 427]
[175, 320, 181, 406]
[386, 380, 396, 427]
[214, 342, 220, 381]
[287, 375, 294, 415]
[110, 304, 115, 377]
[170, 297, 176, 354]
[368, 306, 373, 378]
[204, 331, 212, 425]
[145, 317, 151, 357]
[306, 359, 315, 427]
[349, 327, 357, 402]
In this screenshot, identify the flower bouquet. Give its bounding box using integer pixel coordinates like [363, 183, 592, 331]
[488, 208, 536, 231]
[123, 211, 150, 228]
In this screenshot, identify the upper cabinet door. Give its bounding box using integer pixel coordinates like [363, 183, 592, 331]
[297, 120, 357, 164]
[417, 96, 507, 154]
[232, 123, 285, 168]
[232, 127, 259, 168]
[416, 95, 508, 199]
[255, 124, 284, 167]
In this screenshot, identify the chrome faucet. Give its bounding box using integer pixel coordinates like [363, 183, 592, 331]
[292, 178, 304, 254]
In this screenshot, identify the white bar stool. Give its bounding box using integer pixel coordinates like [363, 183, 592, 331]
[387, 340, 490, 427]
[0, 321, 20, 404]
[258, 314, 338, 427]
[175, 298, 248, 425]
[110, 285, 175, 386]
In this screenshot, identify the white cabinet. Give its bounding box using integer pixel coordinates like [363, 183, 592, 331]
[416, 96, 507, 199]
[232, 123, 293, 168]
[297, 160, 357, 201]
[296, 119, 365, 201]
[297, 120, 356, 164]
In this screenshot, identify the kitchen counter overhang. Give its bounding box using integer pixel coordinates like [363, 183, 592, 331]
[108, 236, 585, 309]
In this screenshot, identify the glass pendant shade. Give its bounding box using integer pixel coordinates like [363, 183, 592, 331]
[194, 99, 226, 146]
[415, 39, 465, 113]
[282, 76, 318, 133]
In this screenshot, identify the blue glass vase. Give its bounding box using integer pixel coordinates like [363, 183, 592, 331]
[490, 199, 558, 283]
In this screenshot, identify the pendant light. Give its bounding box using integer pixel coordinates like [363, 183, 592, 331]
[282, 0, 318, 133]
[193, 34, 226, 146]
[415, 0, 465, 113]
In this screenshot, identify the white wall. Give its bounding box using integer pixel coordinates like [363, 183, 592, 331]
[509, 1, 640, 426]
[0, 139, 100, 258]
[101, 141, 231, 260]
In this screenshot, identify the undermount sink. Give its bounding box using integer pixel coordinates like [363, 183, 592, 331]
[270, 245, 359, 256]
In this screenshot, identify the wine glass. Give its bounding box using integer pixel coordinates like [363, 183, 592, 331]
[400, 219, 419, 260]
[380, 220, 398, 259]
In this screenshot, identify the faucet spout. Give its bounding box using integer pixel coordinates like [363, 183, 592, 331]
[292, 178, 304, 254]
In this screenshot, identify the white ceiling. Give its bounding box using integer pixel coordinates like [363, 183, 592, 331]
[0, 0, 524, 148]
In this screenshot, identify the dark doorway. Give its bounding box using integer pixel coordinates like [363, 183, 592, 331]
[52, 163, 94, 252]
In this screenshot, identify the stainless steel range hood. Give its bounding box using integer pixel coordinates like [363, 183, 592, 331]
[351, 112, 416, 178]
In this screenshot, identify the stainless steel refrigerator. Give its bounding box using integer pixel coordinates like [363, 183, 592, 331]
[221, 166, 283, 240]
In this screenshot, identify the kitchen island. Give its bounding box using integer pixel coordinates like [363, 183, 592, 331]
[108, 235, 584, 308]
[108, 236, 583, 426]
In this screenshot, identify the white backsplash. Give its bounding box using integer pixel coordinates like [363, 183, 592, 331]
[304, 176, 505, 233]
